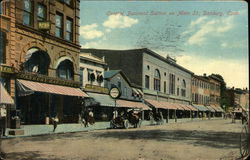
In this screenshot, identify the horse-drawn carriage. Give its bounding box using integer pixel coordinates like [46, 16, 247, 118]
[110, 110, 142, 129]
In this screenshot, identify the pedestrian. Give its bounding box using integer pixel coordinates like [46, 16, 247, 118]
[0, 106, 7, 137]
[52, 115, 59, 132]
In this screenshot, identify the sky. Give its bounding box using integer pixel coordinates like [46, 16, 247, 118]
[79, 1, 248, 89]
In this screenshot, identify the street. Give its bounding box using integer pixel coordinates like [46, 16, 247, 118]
[1, 119, 243, 160]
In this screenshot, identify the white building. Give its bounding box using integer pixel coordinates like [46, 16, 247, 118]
[79, 52, 107, 88]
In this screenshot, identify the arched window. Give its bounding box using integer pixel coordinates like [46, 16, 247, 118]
[24, 48, 50, 75]
[154, 69, 161, 91]
[56, 59, 74, 80]
[182, 79, 186, 88]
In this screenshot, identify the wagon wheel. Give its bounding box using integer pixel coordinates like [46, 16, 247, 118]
[240, 122, 250, 158]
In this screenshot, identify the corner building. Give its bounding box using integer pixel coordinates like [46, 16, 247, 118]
[1, 0, 88, 125]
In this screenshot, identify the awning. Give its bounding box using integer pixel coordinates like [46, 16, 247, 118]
[177, 104, 192, 110]
[192, 104, 209, 111]
[116, 99, 151, 110]
[204, 105, 216, 112]
[0, 83, 14, 105]
[87, 92, 116, 107]
[185, 104, 198, 111]
[210, 104, 224, 112]
[145, 99, 181, 110]
[16, 79, 88, 97]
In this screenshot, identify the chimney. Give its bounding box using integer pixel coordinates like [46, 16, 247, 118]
[203, 73, 207, 77]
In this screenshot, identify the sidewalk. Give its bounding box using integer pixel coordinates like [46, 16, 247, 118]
[4, 117, 223, 138]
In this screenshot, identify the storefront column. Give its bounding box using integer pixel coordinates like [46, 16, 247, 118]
[174, 109, 177, 122]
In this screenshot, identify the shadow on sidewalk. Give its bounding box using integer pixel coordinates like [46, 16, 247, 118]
[6, 151, 63, 160]
[91, 129, 241, 149]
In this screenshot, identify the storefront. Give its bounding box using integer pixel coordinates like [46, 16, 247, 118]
[16, 79, 88, 124]
[86, 92, 151, 121]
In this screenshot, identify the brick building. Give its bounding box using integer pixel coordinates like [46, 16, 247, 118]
[1, 0, 88, 125]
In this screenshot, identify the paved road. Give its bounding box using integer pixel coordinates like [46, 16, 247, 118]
[1, 119, 243, 160]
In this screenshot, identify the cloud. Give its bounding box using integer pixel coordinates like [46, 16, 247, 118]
[80, 24, 104, 40]
[103, 14, 138, 29]
[184, 16, 234, 45]
[177, 55, 249, 88]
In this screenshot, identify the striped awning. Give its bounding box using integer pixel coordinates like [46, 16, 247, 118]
[17, 79, 88, 97]
[185, 104, 198, 111]
[192, 104, 209, 111]
[87, 92, 116, 107]
[205, 105, 216, 112]
[145, 99, 183, 110]
[0, 83, 14, 105]
[210, 104, 224, 112]
[116, 99, 151, 110]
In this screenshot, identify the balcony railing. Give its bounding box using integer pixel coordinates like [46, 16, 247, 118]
[0, 0, 10, 17]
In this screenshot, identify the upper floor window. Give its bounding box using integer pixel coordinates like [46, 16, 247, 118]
[55, 13, 63, 38]
[169, 73, 175, 95]
[59, 0, 73, 6]
[23, 0, 33, 26]
[66, 17, 73, 41]
[182, 79, 186, 88]
[24, 49, 50, 75]
[164, 81, 166, 93]
[145, 75, 150, 89]
[154, 69, 161, 91]
[123, 87, 127, 97]
[64, 0, 72, 6]
[57, 60, 74, 80]
[0, 31, 6, 64]
[79, 68, 84, 87]
[37, 3, 46, 21]
[87, 69, 95, 82]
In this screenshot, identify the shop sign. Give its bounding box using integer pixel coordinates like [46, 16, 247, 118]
[0, 65, 14, 73]
[109, 87, 121, 99]
[17, 72, 79, 87]
[38, 21, 51, 30]
[85, 84, 109, 93]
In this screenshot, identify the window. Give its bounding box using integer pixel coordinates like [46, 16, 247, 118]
[23, 0, 33, 26]
[66, 17, 73, 41]
[0, 31, 6, 64]
[64, 0, 72, 6]
[123, 87, 127, 97]
[87, 69, 94, 82]
[117, 81, 121, 89]
[182, 79, 186, 88]
[24, 49, 50, 75]
[181, 89, 186, 97]
[164, 81, 166, 93]
[79, 68, 84, 87]
[169, 73, 175, 95]
[55, 13, 63, 38]
[154, 69, 161, 91]
[57, 60, 74, 80]
[37, 3, 46, 21]
[145, 75, 150, 89]
[192, 93, 194, 101]
[147, 65, 150, 70]
[177, 88, 179, 96]
[59, 0, 72, 6]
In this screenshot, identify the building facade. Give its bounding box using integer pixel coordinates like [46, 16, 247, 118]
[104, 70, 143, 101]
[79, 52, 106, 89]
[191, 74, 211, 106]
[81, 48, 193, 105]
[1, 0, 87, 125]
